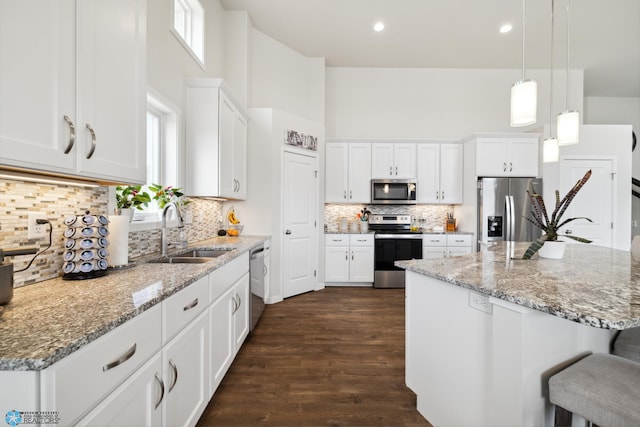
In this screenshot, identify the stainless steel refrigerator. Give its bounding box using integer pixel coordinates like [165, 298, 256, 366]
[477, 177, 542, 250]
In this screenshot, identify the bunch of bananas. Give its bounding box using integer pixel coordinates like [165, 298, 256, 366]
[227, 207, 240, 225]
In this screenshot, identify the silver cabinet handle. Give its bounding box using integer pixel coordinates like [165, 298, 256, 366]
[85, 123, 97, 159]
[349, 190, 352, 199]
[183, 298, 199, 311]
[232, 295, 238, 313]
[63, 115, 75, 154]
[395, 166, 398, 175]
[263, 265, 267, 276]
[566, 229, 573, 235]
[441, 191, 445, 200]
[285, 230, 292, 235]
[351, 251, 354, 261]
[343, 190, 347, 200]
[103, 343, 137, 372]
[154, 373, 164, 409]
[168, 359, 178, 393]
[235, 294, 241, 310]
[436, 191, 439, 200]
[389, 166, 392, 176]
[345, 251, 348, 260]
[503, 162, 507, 172]
[509, 162, 513, 172]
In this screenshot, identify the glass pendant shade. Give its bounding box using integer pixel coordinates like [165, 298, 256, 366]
[557, 110, 580, 145]
[543, 137, 559, 163]
[510, 80, 537, 127]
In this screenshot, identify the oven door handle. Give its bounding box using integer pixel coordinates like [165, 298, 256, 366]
[374, 234, 423, 239]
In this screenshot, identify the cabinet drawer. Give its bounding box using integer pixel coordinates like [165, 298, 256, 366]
[40, 304, 162, 425]
[162, 276, 209, 344]
[423, 234, 446, 246]
[210, 252, 249, 303]
[447, 234, 472, 247]
[349, 234, 374, 246]
[325, 234, 349, 246]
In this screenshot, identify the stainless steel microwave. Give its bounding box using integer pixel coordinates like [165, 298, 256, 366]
[371, 179, 417, 204]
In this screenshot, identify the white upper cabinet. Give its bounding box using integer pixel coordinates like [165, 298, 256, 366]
[0, 0, 147, 184]
[325, 142, 371, 203]
[185, 79, 248, 200]
[417, 143, 463, 204]
[371, 143, 416, 179]
[475, 136, 539, 177]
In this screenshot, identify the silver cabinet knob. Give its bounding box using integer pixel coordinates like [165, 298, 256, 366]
[285, 229, 292, 235]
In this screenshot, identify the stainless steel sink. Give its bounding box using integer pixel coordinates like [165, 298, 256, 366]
[152, 249, 232, 264]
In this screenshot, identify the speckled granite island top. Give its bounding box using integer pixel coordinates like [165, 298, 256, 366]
[0, 235, 267, 371]
[396, 242, 640, 330]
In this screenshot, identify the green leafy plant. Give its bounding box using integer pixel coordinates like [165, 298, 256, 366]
[523, 169, 593, 259]
[115, 185, 151, 211]
[149, 184, 190, 209]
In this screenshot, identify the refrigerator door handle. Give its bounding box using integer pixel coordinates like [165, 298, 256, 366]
[504, 195, 511, 241]
[509, 195, 516, 242]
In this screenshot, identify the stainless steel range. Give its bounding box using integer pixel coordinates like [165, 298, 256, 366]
[369, 214, 422, 288]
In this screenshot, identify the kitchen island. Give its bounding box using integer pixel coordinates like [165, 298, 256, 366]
[397, 242, 640, 427]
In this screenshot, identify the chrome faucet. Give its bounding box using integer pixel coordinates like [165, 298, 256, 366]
[161, 202, 185, 256]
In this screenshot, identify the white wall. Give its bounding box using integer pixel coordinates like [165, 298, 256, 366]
[325, 67, 584, 139]
[249, 29, 325, 123]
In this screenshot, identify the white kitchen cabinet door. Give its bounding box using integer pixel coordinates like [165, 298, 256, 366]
[325, 246, 350, 282]
[349, 246, 374, 282]
[507, 138, 539, 177]
[162, 311, 209, 427]
[371, 143, 395, 178]
[233, 273, 250, 350]
[371, 143, 416, 179]
[476, 138, 509, 177]
[0, 0, 146, 184]
[77, 353, 162, 427]
[0, 0, 76, 174]
[219, 92, 237, 199]
[325, 143, 349, 202]
[416, 144, 440, 203]
[423, 247, 447, 259]
[348, 143, 372, 203]
[232, 113, 248, 199]
[394, 143, 417, 179]
[74, 0, 146, 183]
[447, 247, 472, 257]
[209, 285, 235, 395]
[439, 144, 463, 203]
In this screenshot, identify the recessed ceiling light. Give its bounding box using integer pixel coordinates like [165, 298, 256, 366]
[500, 23, 513, 34]
[373, 22, 385, 32]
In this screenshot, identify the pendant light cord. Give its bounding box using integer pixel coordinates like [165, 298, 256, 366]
[565, 0, 571, 109]
[521, 0, 526, 80]
[550, 0, 555, 136]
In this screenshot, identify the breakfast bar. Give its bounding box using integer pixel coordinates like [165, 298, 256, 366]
[397, 242, 640, 427]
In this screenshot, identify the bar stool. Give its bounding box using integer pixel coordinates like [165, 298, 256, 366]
[613, 327, 640, 363]
[548, 353, 640, 426]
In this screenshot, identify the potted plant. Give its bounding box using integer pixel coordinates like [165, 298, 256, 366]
[149, 184, 190, 210]
[114, 185, 151, 219]
[523, 169, 593, 259]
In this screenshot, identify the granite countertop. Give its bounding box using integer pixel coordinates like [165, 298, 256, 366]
[0, 235, 268, 371]
[396, 242, 640, 330]
[324, 230, 473, 235]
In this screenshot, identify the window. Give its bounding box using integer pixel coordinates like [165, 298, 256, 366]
[128, 91, 181, 228]
[172, 0, 204, 66]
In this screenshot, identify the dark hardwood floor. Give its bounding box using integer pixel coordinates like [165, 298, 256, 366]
[197, 287, 432, 427]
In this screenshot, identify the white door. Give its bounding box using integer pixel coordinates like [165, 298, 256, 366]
[560, 159, 614, 248]
[283, 151, 318, 298]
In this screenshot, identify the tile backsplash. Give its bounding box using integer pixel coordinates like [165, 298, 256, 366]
[324, 203, 454, 232]
[0, 179, 223, 288]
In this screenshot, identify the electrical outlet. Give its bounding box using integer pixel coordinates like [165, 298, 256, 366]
[469, 292, 493, 314]
[28, 212, 47, 240]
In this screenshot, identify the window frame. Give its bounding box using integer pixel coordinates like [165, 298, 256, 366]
[170, 0, 205, 70]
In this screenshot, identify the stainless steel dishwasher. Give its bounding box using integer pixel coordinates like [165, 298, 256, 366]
[249, 245, 265, 331]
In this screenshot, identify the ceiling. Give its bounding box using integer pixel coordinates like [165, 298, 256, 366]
[219, 0, 640, 98]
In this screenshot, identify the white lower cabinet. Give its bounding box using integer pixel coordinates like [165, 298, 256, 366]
[162, 310, 210, 427]
[325, 234, 374, 284]
[77, 353, 163, 427]
[208, 252, 250, 395]
[422, 234, 473, 259]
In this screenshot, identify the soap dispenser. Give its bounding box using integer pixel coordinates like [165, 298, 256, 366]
[0, 247, 38, 304]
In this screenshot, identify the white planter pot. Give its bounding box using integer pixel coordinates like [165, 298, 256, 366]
[538, 240, 566, 259]
[115, 208, 134, 222]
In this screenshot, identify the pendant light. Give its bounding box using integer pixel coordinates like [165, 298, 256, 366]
[557, 0, 579, 145]
[510, 0, 537, 127]
[543, 0, 559, 163]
